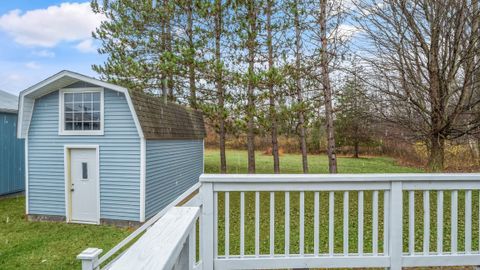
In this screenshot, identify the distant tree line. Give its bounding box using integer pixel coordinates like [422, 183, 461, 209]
[91, 0, 480, 172]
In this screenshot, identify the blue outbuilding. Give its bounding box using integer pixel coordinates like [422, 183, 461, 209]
[0, 90, 24, 196]
[17, 71, 205, 225]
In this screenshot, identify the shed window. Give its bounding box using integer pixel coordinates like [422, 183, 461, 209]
[60, 88, 103, 135]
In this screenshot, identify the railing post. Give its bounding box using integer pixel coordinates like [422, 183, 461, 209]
[77, 248, 102, 270]
[201, 181, 214, 270]
[389, 181, 403, 270]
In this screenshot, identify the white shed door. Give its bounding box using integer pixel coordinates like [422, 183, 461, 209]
[70, 149, 98, 224]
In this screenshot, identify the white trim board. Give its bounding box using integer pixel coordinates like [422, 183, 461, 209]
[140, 138, 146, 222]
[64, 144, 101, 225]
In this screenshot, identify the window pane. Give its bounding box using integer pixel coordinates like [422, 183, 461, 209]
[93, 102, 100, 111]
[83, 112, 92, 121]
[65, 112, 73, 122]
[83, 92, 93, 102]
[92, 122, 100, 130]
[92, 112, 100, 121]
[65, 122, 73, 130]
[92, 92, 100, 102]
[65, 93, 74, 102]
[74, 113, 82, 121]
[73, 93, 82, 103]
[74, 122, 82, 130]
[82, 162, 88, 179]
[84, 102, 93, 111]
[83, 122, 92, 130]
[74, 103, 83, 112]
[65, 102, 73, 112]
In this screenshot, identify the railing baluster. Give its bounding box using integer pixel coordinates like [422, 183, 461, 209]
[373, 190, 379, 256]
[314, 191, 320, 256]
[189, 223, 196, 269]
[409, 190, 415, 256]
[451, 190, 458, 254]
[225, 191, 230, 258]
[358, 191, 364, 256]
[343, 191, 349, 256]
[255, 191, 260, 257]
[423, 191, 430, 255]
[300, 191, 305, 256]
[465, 190, 472, 254]
[437, 190, 444, 255]
[240, 191, 245, 257]
[384, 190, 390, 256]
[285, 192, 290, 256]
[329, 191, 334, 256]
[269, 192, 275, 257]
[214, 192, 218, 258]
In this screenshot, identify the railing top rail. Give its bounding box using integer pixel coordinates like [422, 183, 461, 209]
[108, 207, 200, 270]
[95, 182, 201, 268]
[200, 173, 480, 183]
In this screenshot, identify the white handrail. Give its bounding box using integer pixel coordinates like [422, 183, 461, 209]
[77, 182, 201, 270]
[200, 173, 480, 183]
[108, 207, 200, 270]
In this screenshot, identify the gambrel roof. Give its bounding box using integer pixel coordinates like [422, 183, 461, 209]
[17, 70, 205, 140]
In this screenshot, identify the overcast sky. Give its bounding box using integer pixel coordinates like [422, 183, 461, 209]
[0, 1, 106, 95]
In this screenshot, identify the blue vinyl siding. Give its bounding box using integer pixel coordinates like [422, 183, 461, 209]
[0, 112, 24, 195]
[28, 89, 141, 221]
[145, 140, 203, 219]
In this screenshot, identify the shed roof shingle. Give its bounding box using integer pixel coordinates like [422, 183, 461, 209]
[128, 90, 206, 140]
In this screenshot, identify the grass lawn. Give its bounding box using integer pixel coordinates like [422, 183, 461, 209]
[0, 196, 131, 270]
[204, 149, 423, 173]
[2, 150, 474, 269]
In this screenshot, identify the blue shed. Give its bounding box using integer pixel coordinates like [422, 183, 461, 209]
[17, 71, 205, 225]
[0, 90, 25, 196]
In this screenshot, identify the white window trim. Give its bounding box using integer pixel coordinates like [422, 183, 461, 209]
[58, 87, 105, 136]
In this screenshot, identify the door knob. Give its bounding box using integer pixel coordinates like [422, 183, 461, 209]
[71, 184, 74, 192]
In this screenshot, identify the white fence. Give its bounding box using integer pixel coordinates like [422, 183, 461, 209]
[79, 173, 480, 270]
[200, 174, 480, 270]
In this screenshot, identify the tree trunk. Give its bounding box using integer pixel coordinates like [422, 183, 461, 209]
[215, 0, 227, 173]
[160, 0, 167, 103]
[186, 0, 196, 109]
[428, 134, 445, 172]
[353, 142, 359, 158]
[294, 0, 308, 173]
[267, 0, 280, 173]
[165, 0, 174, 100]
[246, 0, 256, 173]
[319, 0, 337, 173]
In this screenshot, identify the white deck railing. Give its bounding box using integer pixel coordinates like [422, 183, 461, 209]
[200, 173, 480, 270]
[79, 173, 480, 270]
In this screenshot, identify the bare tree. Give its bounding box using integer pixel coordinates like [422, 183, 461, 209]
[355, 0, 480, 171]
[319, 0, 338, 173]
[266, 0, 280, 173]
[293, 0, 309, 173]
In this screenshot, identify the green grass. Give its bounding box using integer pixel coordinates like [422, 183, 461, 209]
[204, 149, 423, 174]
[2, 150, 474, 269]
[0, 196, 131, 270]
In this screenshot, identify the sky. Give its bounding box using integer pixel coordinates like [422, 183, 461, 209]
[0, 1, 106, 95]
